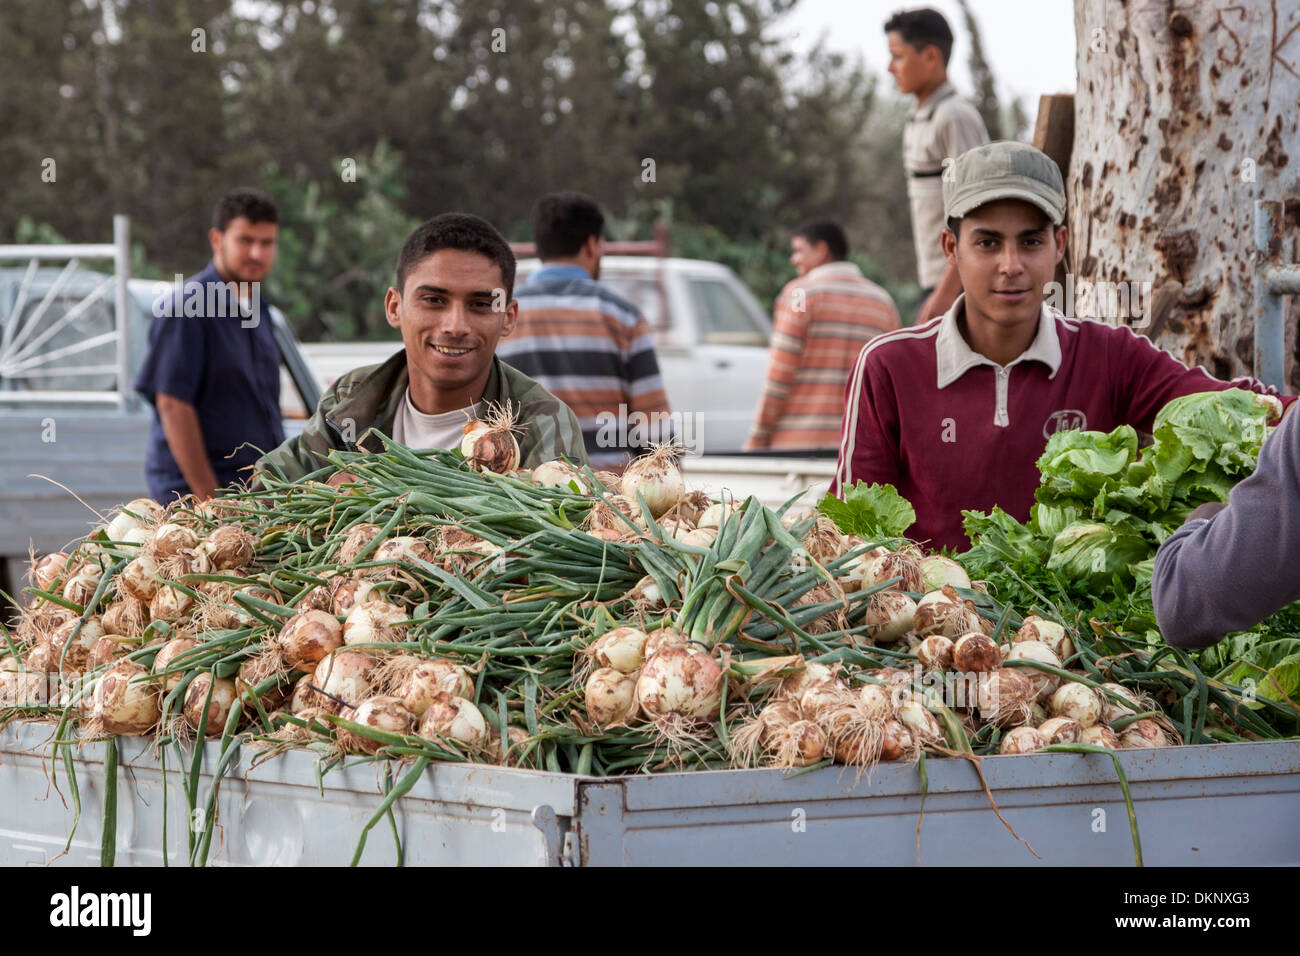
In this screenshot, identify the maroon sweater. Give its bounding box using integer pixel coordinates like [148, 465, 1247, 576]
[831, 298, 1293, 551]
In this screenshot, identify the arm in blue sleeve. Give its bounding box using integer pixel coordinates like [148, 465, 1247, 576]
[135, 313, 205, 406]
[1152, 408, 1300, 647]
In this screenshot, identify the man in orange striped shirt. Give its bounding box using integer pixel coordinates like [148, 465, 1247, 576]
[745, 220, 901, 450]
[498, 192, 672, 469]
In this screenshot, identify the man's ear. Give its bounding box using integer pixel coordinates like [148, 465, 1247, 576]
[1053, 225, 1068, 265]
[941, 227, 958, 264]
[500, 298, 519, 338]
[384, 287, 402, 330]
[208, 227, 223, 259]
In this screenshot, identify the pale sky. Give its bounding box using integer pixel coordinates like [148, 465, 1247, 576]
[782, 0, 1077, 110]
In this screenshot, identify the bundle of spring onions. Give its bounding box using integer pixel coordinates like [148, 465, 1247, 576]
[2, 428, 1275, 805]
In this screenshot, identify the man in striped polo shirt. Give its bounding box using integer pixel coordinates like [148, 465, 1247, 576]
[746, 220, 900, 451]
[832, 142, 1292, 552]
[498, 192, 671, 470]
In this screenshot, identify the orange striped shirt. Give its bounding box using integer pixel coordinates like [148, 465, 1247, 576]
[748, 262, 900, 450]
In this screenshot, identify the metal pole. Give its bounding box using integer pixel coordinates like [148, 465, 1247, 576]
[113, 214, 132, 408]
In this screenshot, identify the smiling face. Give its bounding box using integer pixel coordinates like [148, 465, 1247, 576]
[942, 199, 1067, 334]
[384, 249, 518, 414]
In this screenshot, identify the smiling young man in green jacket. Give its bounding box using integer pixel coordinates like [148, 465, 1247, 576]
[256, 213, 587, 483]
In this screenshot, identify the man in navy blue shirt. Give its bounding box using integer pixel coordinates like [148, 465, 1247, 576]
[135, 188, 285, 502]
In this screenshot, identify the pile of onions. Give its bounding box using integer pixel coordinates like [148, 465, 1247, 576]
[1099, 682, 1143, 725]
[913, 587, 981, 638]
[276, 610, 344, 672]
[916, 635, 955, 671]
[104, 498, 164, 542]
[312, 650, 378, 709]
[697, 497, 741, 530]
[530, 459, 588, 493]
[417, 691, 488, 747]
[656, 514, 695, 542]
[679, 527, 718, 548]
[102, 598, 148, 637]
[856, 550, 924, 593]
[61, 563, 102, 608]
[801, 516, 849, 565]
[861, 591, 915, 644]
[338, 523, 382, 564]
[1037, 716, 1080, 744]
[94, 659, 160, 735]
[952, 632, 1001, 673]
[200, 526, 256, 571]
[29, 552, 71, 592]
[147, 522, 199, 560]
[152, 637, 198, 691]
[182, 673, 240, 736]
[436, 527, 498, 575]
[919, 555, 971, 592]
[343, 600, 409, 646]
[1049, 681, 1102, 728]
[48, 617, 104, 672]
[587, 495, 647, 534]
[999, 726, 1048, 754]
[585, 668, 641, 726]
[669, 490, 714, 525]
[349, 696, 417, 752]
[330, 576, 374, 615]
[460, 407, 520, 474]
[620, 445, 684, 518]
[1015, 615, 1074, 661]
[635, 645, 724, 724]
[373, 536, 435, 569]
[589, 627, 648, 674]
[1005, 640, 1063, 700]
[974, 668, 1035, 728]
[397, 659, 475, 715]
[149, 583, 194, 621]
[1079, 725, 1119, 748]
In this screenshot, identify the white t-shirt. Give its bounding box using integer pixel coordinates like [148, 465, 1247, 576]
[392, 388, 479, 451]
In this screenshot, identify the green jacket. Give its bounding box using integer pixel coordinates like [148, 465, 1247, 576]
[255, 350, 588, 482]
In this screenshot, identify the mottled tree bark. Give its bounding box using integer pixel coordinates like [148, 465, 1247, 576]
[1071, 0, 1300, 386]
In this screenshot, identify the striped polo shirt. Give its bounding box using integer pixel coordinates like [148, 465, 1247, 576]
[903, 81, 989, 288]
[749, 261, 900, 450]
[499, 264, 671, 468]
[831, 295, 1294, 552]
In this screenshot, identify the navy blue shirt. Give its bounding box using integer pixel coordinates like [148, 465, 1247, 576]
[135, 262, 284, 502]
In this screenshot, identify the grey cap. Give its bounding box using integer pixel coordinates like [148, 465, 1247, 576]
[943, 141, 1066, 224]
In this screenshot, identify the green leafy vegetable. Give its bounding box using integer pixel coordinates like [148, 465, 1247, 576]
[818, 481, 916, 539]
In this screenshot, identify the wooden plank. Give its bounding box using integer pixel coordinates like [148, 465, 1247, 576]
[1033, 93, 1075, 288]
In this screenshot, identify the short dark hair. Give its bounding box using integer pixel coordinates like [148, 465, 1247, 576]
[531, 192, 605, 259]
[395, 212, 516, 297]
[792, 219, 849, 261]
[212, 187, 278, 232]
[884, 8, 954, 66]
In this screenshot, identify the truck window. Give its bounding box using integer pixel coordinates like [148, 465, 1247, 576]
[598, 275, 667, 330]
[686, 278, 767, 346]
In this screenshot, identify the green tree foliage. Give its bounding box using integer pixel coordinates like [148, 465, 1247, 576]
[0, 0, 1017, 338]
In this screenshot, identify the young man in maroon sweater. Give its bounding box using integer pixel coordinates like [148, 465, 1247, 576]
[830, 141, 1292, 552]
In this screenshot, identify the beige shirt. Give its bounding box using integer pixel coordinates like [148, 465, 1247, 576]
[903, 81, 989, 288]
[392, 388, 479, 450]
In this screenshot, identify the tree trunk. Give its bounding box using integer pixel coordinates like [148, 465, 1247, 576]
[1070, 0, 1300, 387]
